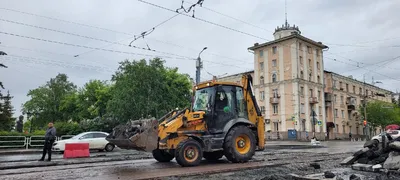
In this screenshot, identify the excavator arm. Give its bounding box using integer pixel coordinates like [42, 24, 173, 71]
[242, 74, 265, 150]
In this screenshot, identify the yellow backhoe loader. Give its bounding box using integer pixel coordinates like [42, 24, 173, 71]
[106, 74, 265, 167]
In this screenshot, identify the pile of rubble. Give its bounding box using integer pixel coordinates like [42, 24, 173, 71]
[341, 133, 400, 172]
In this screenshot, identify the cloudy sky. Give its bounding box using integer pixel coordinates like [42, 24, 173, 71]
[1, 0, 400, 115]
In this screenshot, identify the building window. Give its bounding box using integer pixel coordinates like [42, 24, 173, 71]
[299, 42, 302, 49]
[353, 86, 356, 93]
[339, 82, 342, 89]
[340, 95, 344, 104]
[300, 86, 304, 96]
[272, 59, 277, 67]
[272, 46, 277, 54]
[309, 89, 313, 97]
[359, 87, 362, 95]
[317, 76, 320, 83]
[299, 56, 303, 64]
[273, 104, 278, 114]
[348, 111, 351, 120]
[366, 90, 369, 96]
[307, 46, 312, 54]
[318, 90, 321, 99]
[334, 94, 337, 102]
[316, 49, 319, 57]
[341, 110, 345, 118]
[319, 106, 322, 115]
[272, 73, 277, 82]
[273, 89, 279, 97]
[260, 106, 265, 114]
[260, 76, 264, 85]
[300, 71, 304, 79]
[260, 91, 265, 100]
[259, 62, 264, 71]
[334, 109, 338, 117]
[346, 84, 349, 92]
[259, 50, 263, 57]
[308, 59, 312, 67]
[309, 73, 312, 81]
[301, 103, 305, 114]
[317, 62, 320, 69]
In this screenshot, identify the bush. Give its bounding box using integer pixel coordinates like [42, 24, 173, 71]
[54, 121, 83, 136]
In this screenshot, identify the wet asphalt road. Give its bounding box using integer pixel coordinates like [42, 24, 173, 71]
[0, 141, 387, 180]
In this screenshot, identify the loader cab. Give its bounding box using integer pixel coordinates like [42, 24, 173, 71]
[193, 84, 248, 134]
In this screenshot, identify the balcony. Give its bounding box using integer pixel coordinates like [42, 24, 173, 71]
[325, 93, 332, 102]
[347, 97, 357, 111]
[309, 97, 318, 104]
[270, 97, 280, 104]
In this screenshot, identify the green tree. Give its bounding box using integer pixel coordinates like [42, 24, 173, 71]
[22, 73, 77, 127]
[0, 91, 15, 131]
[107, 58, 191, 122]
[359, 100, 400, 130]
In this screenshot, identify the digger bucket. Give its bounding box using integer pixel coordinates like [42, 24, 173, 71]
[106, 118, 158, 152]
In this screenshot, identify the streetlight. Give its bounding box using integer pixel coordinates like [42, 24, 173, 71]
[196, 47, 207, 85]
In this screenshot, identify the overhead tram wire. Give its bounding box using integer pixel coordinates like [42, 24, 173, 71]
[0, 32, 244, 69]
[339, 56, 400, 74]
[138, 0, 375, 67]
[77, 13, 181, 57]
[0, 7, 132, 36]
[0, 18, 193, 60]
[0, 6, 270, 66]
[0, 31, 196, 61]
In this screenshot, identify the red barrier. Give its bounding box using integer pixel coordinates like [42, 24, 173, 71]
[63, 143, 90, 159]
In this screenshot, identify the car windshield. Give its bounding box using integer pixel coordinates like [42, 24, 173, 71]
[193, 87, 214, 112]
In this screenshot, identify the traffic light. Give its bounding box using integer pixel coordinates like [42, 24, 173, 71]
[363, 120, 367, 126]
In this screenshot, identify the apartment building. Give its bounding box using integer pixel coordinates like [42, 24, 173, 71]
[209, 21, 393, 140]
[324, 71, 392, 140]
[248, 22, 328, 140]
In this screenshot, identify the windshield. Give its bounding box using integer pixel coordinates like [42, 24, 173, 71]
[193, 87, 214, 112]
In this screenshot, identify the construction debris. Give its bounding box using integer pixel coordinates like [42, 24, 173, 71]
[341, 132, 400, 172]
[106, 118, 159, 152]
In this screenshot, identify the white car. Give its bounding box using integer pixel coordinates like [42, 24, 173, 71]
[52, 132, 115, 152]
[371, 130, 400, 143]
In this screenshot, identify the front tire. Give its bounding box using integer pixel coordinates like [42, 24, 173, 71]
[152, 149, 174, 162]
[105, 143, 115, 152]
[175, 139, 203, 167]
[223, 126, 256, 163]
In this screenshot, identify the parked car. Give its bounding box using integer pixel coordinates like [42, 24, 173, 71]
[52, 131, 115, 152]
[371, 130, 400, 143]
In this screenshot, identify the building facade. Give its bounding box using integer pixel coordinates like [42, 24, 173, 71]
[324, 71, 392, 140]
[210, 22, 393, 141]
[248, 22, 328, 140]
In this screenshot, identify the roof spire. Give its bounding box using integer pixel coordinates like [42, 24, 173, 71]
[285, 0, 288, 27]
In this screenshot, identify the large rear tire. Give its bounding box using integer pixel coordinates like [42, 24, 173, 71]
[223, 126, 256, 163]
[203, 151, 224, 161]
[175, 139, 203, 167]
[152, 149, 174, 162]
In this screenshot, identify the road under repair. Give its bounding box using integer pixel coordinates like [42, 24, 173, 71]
[0, 141, 395, 180]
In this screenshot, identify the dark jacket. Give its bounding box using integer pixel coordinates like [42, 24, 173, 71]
[45, 127, 56, 141]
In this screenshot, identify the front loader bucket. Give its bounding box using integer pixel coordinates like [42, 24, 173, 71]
[106, 118, 158, 152]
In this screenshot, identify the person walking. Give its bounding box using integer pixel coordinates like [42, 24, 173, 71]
[39, 122, 56, 161]
[349, 132, 352, 141]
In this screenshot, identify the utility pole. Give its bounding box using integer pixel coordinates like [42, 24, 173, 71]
[363, 74, 370, 140]
[196, 47, 207, 85]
